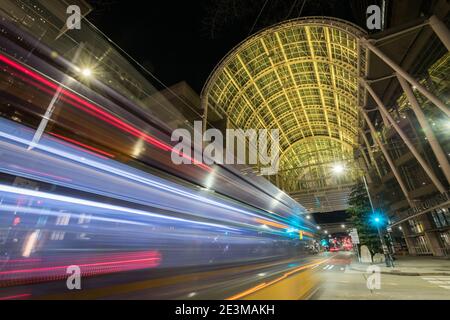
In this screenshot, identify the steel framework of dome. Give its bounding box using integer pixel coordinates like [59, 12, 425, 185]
[202, 17, 368, 210]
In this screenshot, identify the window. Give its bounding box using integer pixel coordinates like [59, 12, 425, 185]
[431, 209, 449, 228]
[408, 219, 424, 234]
[440, 232, 450, 249]
[413, 236, 431, 254]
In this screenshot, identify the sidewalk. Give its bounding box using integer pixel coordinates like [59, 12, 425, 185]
[350, 255, 450, 276]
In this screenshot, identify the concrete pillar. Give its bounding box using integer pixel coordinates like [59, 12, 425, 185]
[361, 38, 450, 117]
[400, 222, 417, 256]
[397, 73, 450, 185]
[429, 15, 450, 52]
[364, 81, 446, 194]
[420, 214, 444, 256]
[361, 110, 414, 207]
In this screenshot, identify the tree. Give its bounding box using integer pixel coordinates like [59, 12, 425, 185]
[346, 182, 381, 256]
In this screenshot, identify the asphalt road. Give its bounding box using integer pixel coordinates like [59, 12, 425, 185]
[3, 251, 448, 300]
[311, 252, 450, 300]
[0, 254, 329, 300]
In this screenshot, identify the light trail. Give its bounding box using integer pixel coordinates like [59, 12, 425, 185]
[0, 51, 312, 224]
[0, 293, 32, 300]
[0, 52, 210, 171]
[48, 132, 115, 158]
[0, 184, 239, 231]
[226, 258, 331, 300]
[0, 119, 299, 234]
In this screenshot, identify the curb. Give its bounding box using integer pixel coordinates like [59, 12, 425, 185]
[349, 266, 450, 276]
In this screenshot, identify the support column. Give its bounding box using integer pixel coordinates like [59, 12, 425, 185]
[364, 81, 446, 194]
[359, 147, 373, 183]
[202, 95, 209, 133]
[400, 222, 417, 256]
[360, 129, 383, 178]
[361, 38, 450, 117]
[420, 214, 444, 256]
[429, 15, 450, 52]
[397, 73, 450, 185]
[361, 110, 414, 207]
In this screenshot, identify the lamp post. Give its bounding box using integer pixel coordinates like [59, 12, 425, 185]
[371, 215, 394, 267]
[363, 176, 394, 267]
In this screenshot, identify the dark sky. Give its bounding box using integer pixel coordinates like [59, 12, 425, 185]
[88, 0, 359, 93]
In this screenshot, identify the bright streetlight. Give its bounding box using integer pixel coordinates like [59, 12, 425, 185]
[81, 68, 93, 77]
[370, 212, 394, 267]
[331, 163, 345, 175]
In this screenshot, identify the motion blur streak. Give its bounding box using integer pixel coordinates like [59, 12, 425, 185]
[227, 258, 329, 300]
[0, 251, 161, 287]
[254, 218, 289, 230]
[0, 118, 295, 232]
[48, 132, 115, 158]
[0, 293, 32, 300]
[0, 53, 210, 171]
[0, 25, 318, 298]
[0, 184, 238, 230]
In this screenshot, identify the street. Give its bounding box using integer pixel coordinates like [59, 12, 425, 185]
[312, 252, 450, 300]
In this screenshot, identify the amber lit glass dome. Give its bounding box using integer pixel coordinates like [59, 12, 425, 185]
[202, 17, 367, 210]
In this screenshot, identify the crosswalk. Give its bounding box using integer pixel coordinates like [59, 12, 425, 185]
[421, 276, 450, 290]
[322, 264, 343, 271]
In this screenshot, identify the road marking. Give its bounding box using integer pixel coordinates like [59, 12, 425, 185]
[328, 265, 334, 270]
[340, 268, 344, 271]
[42, 258, 302, 300]
[421, 277, 450, 290]
[323, 265, 330, 270]
[227, 258, 331, 300]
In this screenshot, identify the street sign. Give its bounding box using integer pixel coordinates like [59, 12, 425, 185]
[349, 228, 360, 244]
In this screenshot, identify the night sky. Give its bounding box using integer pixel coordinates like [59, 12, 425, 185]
[88, 0, 359, 93]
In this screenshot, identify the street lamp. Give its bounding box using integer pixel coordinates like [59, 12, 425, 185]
[331, 163, 345, 175]
[363, 176, 394, 267]
[370, 212, 394, 267]
[81, 68, 92, 77]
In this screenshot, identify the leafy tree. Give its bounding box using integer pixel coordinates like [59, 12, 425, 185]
[346, 182, 381, 256]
